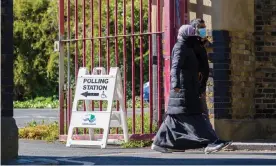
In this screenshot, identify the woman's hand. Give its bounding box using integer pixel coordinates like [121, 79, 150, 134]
[198, 72, 203, 82]
[174, 88, 180, 93]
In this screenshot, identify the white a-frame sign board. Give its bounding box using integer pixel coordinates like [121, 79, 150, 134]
[66, 67, 129, 148]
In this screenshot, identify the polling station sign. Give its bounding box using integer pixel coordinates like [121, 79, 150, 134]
[67, 67, 129, 149]
[75, 74, 116, 101]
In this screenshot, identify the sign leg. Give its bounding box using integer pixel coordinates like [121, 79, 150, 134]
[120, 110, 129, 143]
[66, 126, 74, 147]
[101, 121, 111, 149]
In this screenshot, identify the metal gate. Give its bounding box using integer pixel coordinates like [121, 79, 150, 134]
[57, 0, 188, 141]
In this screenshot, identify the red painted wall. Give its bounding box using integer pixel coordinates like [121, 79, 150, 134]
[163, 0, 189, 111]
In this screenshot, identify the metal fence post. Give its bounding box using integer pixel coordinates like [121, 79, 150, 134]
[163, 0, 176, 113]
[163, 0, 189, 113]
[58, 0, 65, 135]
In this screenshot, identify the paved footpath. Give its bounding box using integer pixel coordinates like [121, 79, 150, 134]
[4, 140, 276, 165]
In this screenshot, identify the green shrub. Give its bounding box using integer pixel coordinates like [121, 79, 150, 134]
[14, 97, 59, 108]
[19, 121, 59, 142]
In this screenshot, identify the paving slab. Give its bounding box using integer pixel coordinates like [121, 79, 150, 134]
[3, 140, 276, 165]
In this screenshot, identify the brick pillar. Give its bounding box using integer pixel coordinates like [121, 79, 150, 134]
[254, 0, 276, 117]
[253, 0, 276, 140]
[208, 31, 232, 120]
[208, 30, 259, 141]
[1, 0, 19, 161]
[188, 0, 276, 141]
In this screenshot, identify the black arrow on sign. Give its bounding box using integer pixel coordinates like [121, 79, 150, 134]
[81, 91, 99, 97]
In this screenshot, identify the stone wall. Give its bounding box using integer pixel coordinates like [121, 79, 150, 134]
[254, 0, 276, 119]
[230, 32, 255, 119]
[189, 0, 276, 141]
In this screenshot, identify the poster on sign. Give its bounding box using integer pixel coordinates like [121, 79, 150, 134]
[82, 113, 97, 125]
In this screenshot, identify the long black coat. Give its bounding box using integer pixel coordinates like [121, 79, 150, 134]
[194, 38, 210, 95]
[167, 37, 201, 115]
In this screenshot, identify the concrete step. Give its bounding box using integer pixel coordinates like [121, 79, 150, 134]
[227, 142, 276, 151]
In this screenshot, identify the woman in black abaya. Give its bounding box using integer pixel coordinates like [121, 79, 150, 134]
[151, 25, 230, 153]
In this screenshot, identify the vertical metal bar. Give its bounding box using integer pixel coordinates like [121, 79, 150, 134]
[82, 0, 87, 134]
[98, 0, 102, 67]
[69, 88, 73, 133]
[148, 0, 153, 133]
[114, 0, 118, 66]
[64, 90, 67, 133]
[90, 0, 95, 110]
[106, 0, 110, 71]
[156, 0, 162, 127]
[151, 2, 158, 128]
[67, 0, 71, 133]
[75, 0, 78, 79]
[69, 87, 72, 124]
[98, 0, 103, 134]
[82, 0, 86, 67]
[114, 0, 119, 134]
[106, 0, 111, 133]
[123, 0, 127, 117]
[59, 0, 65, 135]
[164, 0, 176, 116]
[139, 0, 144, 134]
[131, 0, 136, 134]
[74, 0, 79, 134]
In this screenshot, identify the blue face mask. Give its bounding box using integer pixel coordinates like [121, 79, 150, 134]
[198, 28, 207, 38]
